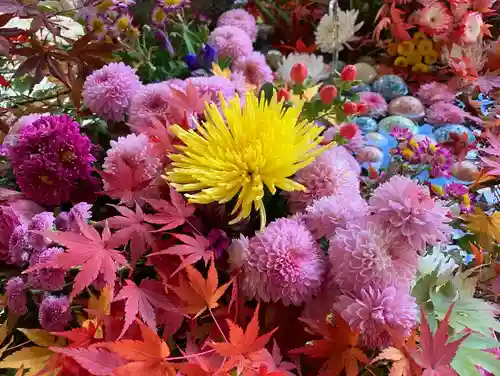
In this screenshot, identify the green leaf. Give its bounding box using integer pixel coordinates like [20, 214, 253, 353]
[259, 83, 276, 105]
[453, 348, 500, 376]
[411, 272, 438, 304]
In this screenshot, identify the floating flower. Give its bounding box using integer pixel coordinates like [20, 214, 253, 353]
[416, 82, 456, 105]
[336, 285, 417, 348]
[286, 146, 360, 213]
[38, 295, 71, 332]
[207, 26, 253, 61]
[418, 1, 453, 35]
[369, 175, 451, 251]
[8, 115, 96, 205]
[277, 53, 329, 85]
[228, 217, 326, 306]
[165, 92, 331, 226]
[232, 52, 273, 88]
[358, 92, 388, 117]
[315, 9, 363, 53]
[217, 9, 257, 42]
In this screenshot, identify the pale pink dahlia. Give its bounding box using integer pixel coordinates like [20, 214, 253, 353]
[83, 62, 141, 122]
[207, 26, 253, 61]
[416, 82, 456, 105]
[335, 285, 418, 348]
[304, 194, 368, 240]
[359, 92, 388, 117]
[286, 147, 361, 213]
[232, 52, 273, 88]
[328, 220, 416, 295]
[369, 175, 451, 251]
[418, 1, 453, 35]
[426, 101, 482, 125]
[228, 217, 326, 306]
[217, 9, 257, 42]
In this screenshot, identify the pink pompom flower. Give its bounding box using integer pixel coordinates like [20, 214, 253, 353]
[416, 82, 456, 105]
[217, 9, 257, 42]
[28, 247, 65, 291]
[38, 295, 71, 332]
[359, 92, 388, 117]
[207, 26, 253, 61]
[232, 51, 273, 88]
[6, 276, 27, 315]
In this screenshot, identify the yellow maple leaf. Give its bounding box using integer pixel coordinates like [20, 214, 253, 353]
[465, 208, 500, 252]
[88, 286, 111, 317]
[18, 329, 58, 347]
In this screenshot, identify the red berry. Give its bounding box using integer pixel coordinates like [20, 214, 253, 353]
[343, 101, 358, 115]
[356, 101, 368, 114]
[290, 63, 308, 84]
[319, 85, 338, 105]
[341, 65, 357, 81]
[277, 88, 291, 102]
[339, 123, 359, 140]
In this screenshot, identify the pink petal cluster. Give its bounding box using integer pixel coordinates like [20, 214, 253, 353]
[426, 101, 468, 125]
[217, 9, 258, 42]
[335, 285, 418, 348]
[359, 92, 388, 117]
[369, 175, 451, 251]
[286, 146, 360, 213]
[232, 51, 273, 87]
[207, 26, 253, 61]
[83, 62, 142, 122]
[416, 82, 456, 105]
[6, 276, 27, 315]
[229, 217, 326, 306]
[28, 247, 65, 291]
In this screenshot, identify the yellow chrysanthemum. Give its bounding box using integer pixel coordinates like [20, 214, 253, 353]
[417, 39, 434, 56]
[165, 92, 332, 228]
[423, 50, 439, 65]
[406, 52, 423, 66]
[394, 56, 409, 68]
[413, 32, 428, 43]
[412, 63, 429, 73]
[398, 41, 415, 56]
[387, 42, 399, 57]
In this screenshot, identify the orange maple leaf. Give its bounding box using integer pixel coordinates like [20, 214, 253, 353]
[97, 319, 175, 376]
[290, 312, 369, 376]
[372, 330, 422, 376]
[171, 260, 232, 317]
[469, 241, 485, 266]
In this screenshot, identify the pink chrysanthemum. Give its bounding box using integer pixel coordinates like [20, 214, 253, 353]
[6, 276, 27, 315]
[418, 1, 453, 35]
[207, 26, 253, 61]
[8, 115, 96, 205]
[83, 62, 141, 122]
[228, 217, 326, 306]
[217, 9, 257, 42]
[38, 295, 71, 332]
[426, 101, 482, 125]
[187, 76, 237, 106]
[416, 82, 456, 105]
[335, 285, 418, 348]
[457, 11, 483, 45]
[328, 220, 417, 295]
[9, 225, 32, 266]
[28, 247, 65, 290]
[369, 175, 451, 251]
[304, 194, 368, 239]
[359, 92, 388, 117]
[55, 202, 92, 232]
[27, 212, 54, 250]
[232, 52, 273, 88]
[286, 147, 361, 213]
[101, 133, 162, 205]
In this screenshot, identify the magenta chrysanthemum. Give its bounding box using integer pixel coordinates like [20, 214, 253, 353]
[38, 295, 71, 332]
[229, 218, 326, 306]
[416, 82, 456, 105]
[359, 92, 388, 117]
[232, 52, 273, 87]
[207, 26, 253, 61]
[28, 247, 65, 291]
[6, 276, 27, 315]
[328, 220, 417, 295]
[83, 62, 142, 122]
[217, 9, 257, 42]
[335, 285, 418, 348]
[187, 76, 237, 106]
[304, 194, 368, 239]
[0, 205, 21, 261]
[8, 115, 96, 205]
[369, 175, 451, 251]
[286, 147, 360, 213]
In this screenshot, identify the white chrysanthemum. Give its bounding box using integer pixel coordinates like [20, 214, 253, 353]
[315, 9, 363, 53]
[277, 53, 330, 84]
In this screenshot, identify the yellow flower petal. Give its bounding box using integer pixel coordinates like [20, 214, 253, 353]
[406, 52, 423, 66]
[417, 39, 435, 56]
[424, 50, 439, 65]
[394, 56, 409, 68]
[398, 41, 415, 57]
[413, 32, 428, 43]
[412, 63, 429, 73]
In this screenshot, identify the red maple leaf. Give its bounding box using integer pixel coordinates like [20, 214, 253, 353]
[25, 217, 128, 299]
[411, 304, 470, 375]
[144, 187, 195, 232]
[49, 347, 126, 376]
[53, 323, 100, 348]
[113, 279, 180, 339]
[389, 4, 413, 41]
[106, 204, 157, 266]
[149, 233, 213, 275]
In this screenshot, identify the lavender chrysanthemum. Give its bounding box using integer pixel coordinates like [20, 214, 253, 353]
[28, 247, 65, 291]
[6, 277, 27, 315]
[369, 175, 451, 251]
[39, 295, 71, 332]
[286, 147, 360, 213]
[336, 285, 417, 348]
[9, 225, 32, 266]
[232, 52, 273, 87]
[8, 115, 96, 205]
[83, 62, 141, 122]
[28, 212, 55, 250]
[187, 76, 237, 106]
[228, 218, 326, 306]
[55, 202, 92, 232]
[217, 9, 257, 42]
[207, 26, 253, 61]
[304, 194, 368, 239]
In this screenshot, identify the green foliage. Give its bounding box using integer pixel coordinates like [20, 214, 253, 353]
[452, 334, 500, 376]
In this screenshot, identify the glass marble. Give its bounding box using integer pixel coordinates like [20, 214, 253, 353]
[433, 124, 476, 143]
[356, 146, 384, 163]
[451, 161, 479, 182]
[372, 74, 409, 101]
[354, 117, 378, 132]
[378, 116, 418, 134]
[354, 62, 378, 84]
[388, 96, 425, 122]
[366, 132, 389, 148]
[348, 84, 371, 95]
